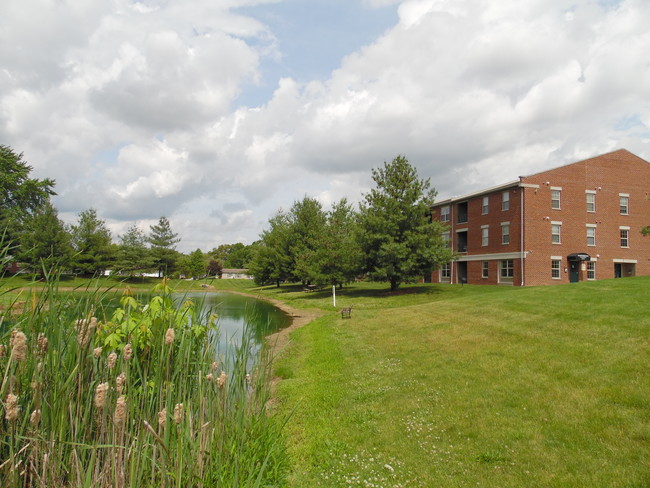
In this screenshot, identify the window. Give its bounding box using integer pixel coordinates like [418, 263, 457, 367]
[440, 206, 450, 222]
[441, 231, 451, 248]
[551, 222, 562, 244]
[620, 227, 629, 248]
[481, 226, 489, 246]
[502, 191, 510, 211]
[440, 262, 451, 282]
[586, 225, 596, 246]
[501, 222, 510, 245]
[586, 191, 596, 212]
[551, 188, 561, 209]
[587, 262, 596, 280]
[482, 261, 489, 278]
[499, 259, 514, 284]
[619, 194, 629, 215]
[482, 196, 489, 214]
[551, 260, 561, 279]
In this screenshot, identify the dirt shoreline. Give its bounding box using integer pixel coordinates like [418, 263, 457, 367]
[215, 289, 324, 357]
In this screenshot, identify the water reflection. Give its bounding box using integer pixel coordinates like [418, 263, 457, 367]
[183, 292, 291, 354]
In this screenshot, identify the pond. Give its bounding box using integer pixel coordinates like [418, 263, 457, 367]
[187, 291, 292, 354]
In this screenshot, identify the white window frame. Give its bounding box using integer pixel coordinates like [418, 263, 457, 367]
[440, 262, 451, 282]
[586, 224, 596, 247]
[551, 259, 561, 279]
[587, 262, 596, 280]
[499, 259, 514, 284]
[620, 226, 630, 248]
[501, 222, 510, 245]
[502, 191, 510, 211]
[440, 206, 450, 222]
[482, 196, 489, 215]
[586, 190, 596, 213]
[619, 194, 629, 215]
[551, 187, 561, 210]
[551, 221, 562, 244]
[481, 225, 489, 247]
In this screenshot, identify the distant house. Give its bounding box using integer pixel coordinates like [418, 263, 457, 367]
[220, 268, 253, 280]
[430, 149, 650, 286]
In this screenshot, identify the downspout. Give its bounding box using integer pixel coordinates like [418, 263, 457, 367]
[450, 204, 455, 285]
[520, 181, 525, 286]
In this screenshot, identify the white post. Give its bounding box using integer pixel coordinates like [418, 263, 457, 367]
[332, 285, 336, 308]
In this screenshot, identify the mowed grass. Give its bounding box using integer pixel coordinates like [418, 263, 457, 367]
[271, 278, 650, 487]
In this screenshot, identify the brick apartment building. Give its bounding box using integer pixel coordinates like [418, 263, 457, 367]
[430, 149, 650, 286]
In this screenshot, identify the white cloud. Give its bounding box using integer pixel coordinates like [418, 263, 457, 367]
[1, 0, 649, 252]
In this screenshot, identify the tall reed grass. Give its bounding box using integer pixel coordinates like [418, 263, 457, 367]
[0, 259, 287, 486]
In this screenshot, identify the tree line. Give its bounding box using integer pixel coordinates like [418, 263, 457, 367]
[1, 144, 247, 279]
[2, 144, 457, 289]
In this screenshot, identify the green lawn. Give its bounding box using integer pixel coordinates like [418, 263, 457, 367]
[267, 278, 650, 487]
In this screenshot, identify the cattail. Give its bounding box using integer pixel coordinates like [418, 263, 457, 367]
[30, 409, 42, 427]
[114, 395, 127, 425]
[165, 328, 175, 345]
[0, 344, 6, 358]
[217, 371, 227, 389]
[123, 343, 133, 361]
[107, 352, 117, 369]
[9, 329, 17, 348]
[94, 382, 109, 409]
[158, 408, 167, 429]
[37, 361, 43, 374]
[76, 317, 97, 347]
[211, 361, 219, 371]
[205, 373, 214, 382]
[116, 372, 126, 393]
[11, 330, 27, 362]
[93, 347, 103, 358]
[5, 393, 19, 422]
[37, 333, 48, 357]
[173, 403, 183, 424]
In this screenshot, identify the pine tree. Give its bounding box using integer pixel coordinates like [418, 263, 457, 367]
[147, 216, 180, 277]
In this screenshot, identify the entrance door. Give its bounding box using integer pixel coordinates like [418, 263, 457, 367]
[457, 261, 468, 284]
[614, 263, 622, 278]
[569, 260, 580, 283]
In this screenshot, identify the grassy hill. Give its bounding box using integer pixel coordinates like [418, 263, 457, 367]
[265, 278, 649, 487]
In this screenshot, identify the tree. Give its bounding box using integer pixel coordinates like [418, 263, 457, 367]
[314, 198, 362, 287]
[187, 248, 206, 279]
[18, 200, 72, 274]
[0, 145, 55, 246]
[69, 208, 114, 276]
[249, 212, 293, 287]
[358, 155, 453, 291]
[206, 258, 223, 277]
[116, 224, 153, 276]
[287, 197, 327, 284]
[147, 216, 180, 277]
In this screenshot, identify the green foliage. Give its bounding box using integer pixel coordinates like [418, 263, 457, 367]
[18, 200, 72, 272]
[116, 224, 153, 276]
[0, 145, 55, 246]
[249, 211, 294, 286]
[0, 270, 288, 486]
[69, 208, 115, 276]
[287, 197, 327, 284]
[147, 216, 180, 277]
[187, 248, 206, 278]
[358, 155, 453, 290]
[211, 242, 254, 269]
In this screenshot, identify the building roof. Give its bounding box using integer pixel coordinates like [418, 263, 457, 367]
[431, 148, 648, 208]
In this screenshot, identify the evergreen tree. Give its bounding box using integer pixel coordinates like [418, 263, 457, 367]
[19, 200, 72, 274]
[358, 155, 453, 291]
[147, 216, 180, 277]
[287, 197, 327, 284]
[187, 248, 206, 278]
[249, 212, 293, 287]
[69, 208, 114, 276]
[116, 224, 152, 276]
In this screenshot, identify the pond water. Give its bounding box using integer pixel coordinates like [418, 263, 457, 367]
[188, 292, 292, 353]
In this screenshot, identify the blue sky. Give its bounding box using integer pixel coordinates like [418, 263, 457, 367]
[1, 0, 649, 252]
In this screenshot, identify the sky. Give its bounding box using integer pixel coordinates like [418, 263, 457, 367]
[1, 0, 649, 253]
